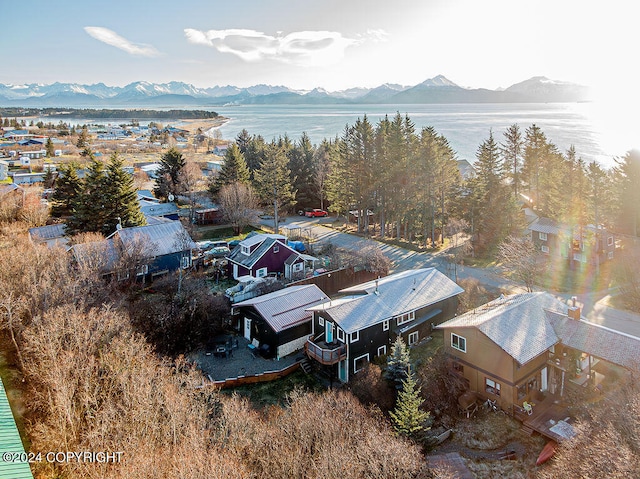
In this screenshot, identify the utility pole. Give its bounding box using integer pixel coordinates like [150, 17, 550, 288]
[273, 184, 279, 234]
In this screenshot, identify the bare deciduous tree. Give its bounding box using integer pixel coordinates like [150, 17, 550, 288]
[497, 235, 543, 292]
[218, 182, 259, 235]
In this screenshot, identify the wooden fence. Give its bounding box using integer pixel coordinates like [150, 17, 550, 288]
[206, 361, 301, 389]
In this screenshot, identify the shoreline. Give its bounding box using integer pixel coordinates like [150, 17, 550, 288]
[178, 117, 229, 135]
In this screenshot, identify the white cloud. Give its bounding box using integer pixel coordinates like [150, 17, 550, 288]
[184, 28, 386, 66]
[84, 27, 160, 57]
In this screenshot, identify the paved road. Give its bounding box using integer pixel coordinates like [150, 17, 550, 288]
[260, 216, 640, 337]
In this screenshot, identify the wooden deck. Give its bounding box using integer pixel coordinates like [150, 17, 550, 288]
[515, 395, 575, 442]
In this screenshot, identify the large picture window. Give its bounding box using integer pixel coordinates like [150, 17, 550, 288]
[451, 333, 466, 352]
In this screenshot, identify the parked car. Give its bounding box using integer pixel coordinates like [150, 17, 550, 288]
[305, 209, 328, 218]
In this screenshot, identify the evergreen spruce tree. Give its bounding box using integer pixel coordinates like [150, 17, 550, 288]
[45, 137, 55, 157]
[153, 147, 186, 200]
[253, 143, 296, 233]
[102, 152, 146, 235]
[50, 163, 82, 218]
[68, 159, 109, 234]
[288, 132, 317, 209]
[210, 143, 250, 197]
[389, 368, 430, 438]
[386, 336, 412, 389]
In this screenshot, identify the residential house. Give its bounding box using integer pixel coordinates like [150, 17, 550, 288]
[0, 184, 24, 206]
[28, 223, 68, 248]
[305, 268, 464, 383]
[438, 292, 640, 414]
[232, 284, 329, 359]
[226, 233, 317, 280]
[11, 172, 46, 185]
[528, 216, 615, 266]
[71, 221, 196, 281]
[0, 159, 8, 181]
[137, 191, 180, 221]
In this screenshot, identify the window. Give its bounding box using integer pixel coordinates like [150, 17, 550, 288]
[517, 384, 527, 400]
[137, 264, 149, 276]
[337, 327, 345, 342]
[541, 245, 550, 254]
[353, 353, 369, 373]
[485, 378, 501, 396]
[395, 311, 415, 326]
[377, 345, 387, 357]
[273, 245, 279, 253]
[318, 316, 324, 327]
[607, 236, 614, 247]
[256, 267, 267, 278]
[181, 256, 190, 268]
[241, 245, 250, 255]
[383, 319, 389, 331]
[293, 262, 304, 272]
[608, 251, 614, 260]
[451, 333, 466, 353]
[539, 232, 548, 241]
[408, 331, 419, 346]
[350, 331, 359, 343]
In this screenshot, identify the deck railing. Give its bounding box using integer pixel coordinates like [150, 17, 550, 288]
[305, 339, 346, 365]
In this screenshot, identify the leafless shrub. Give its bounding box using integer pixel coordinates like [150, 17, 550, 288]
[348, 363, 396, 412]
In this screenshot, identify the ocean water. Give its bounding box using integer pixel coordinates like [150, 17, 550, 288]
[211, 103, 631, 169]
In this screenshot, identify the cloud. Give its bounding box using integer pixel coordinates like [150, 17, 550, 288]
[184, 28, 386, 66]
[84, 27, 160, 57]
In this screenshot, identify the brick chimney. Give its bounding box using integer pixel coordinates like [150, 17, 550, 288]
[568, 306, 581, 320]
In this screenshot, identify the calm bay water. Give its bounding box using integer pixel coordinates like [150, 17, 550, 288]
[212, 103, 631, 169]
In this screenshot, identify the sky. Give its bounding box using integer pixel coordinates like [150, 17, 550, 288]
[1, 0, 638, 100]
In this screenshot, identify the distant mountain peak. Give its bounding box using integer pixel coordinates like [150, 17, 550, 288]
[419, 75, 459, 87]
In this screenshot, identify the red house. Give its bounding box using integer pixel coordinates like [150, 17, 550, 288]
[226, 233, 304, 280]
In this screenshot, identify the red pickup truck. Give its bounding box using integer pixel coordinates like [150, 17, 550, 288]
[305, 209, 328, 218]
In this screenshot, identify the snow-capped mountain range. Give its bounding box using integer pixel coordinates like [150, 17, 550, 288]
[0, 75, 591, 107]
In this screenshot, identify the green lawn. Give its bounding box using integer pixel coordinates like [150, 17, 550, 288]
[222, 370, 324, 408]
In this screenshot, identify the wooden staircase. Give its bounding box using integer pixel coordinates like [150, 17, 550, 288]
[299, 358, 312, 374]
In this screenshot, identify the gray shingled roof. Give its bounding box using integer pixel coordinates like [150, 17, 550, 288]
[28, 223, 67, 241]
[310, 268, 464, 334]
[227, 235, 296, 269]
[548, 312, 640, 371]
[528, 217, 562, 235]
[115, 222, 195, 257]
[438, 292, 567, 365]
[234, 285, 328, 333]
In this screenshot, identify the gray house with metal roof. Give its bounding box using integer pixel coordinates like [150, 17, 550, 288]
[232, 284, 329, 359]
[306, 268, 463, 382]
